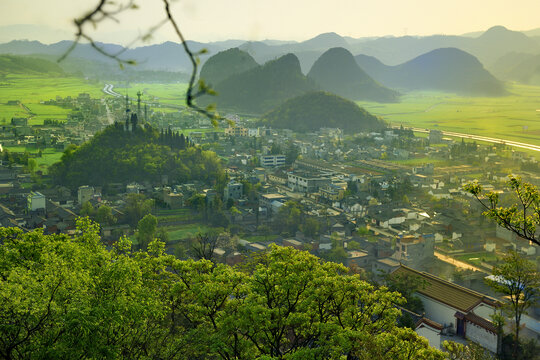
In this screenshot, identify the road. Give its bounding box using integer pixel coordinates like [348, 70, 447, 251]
[102, 83, 123, 97]
[434, 251, 488, 274]
[396, 126, 540, 153]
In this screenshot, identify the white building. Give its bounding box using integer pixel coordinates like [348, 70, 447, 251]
[391, 265, 501, 354]
[260, 154, 286, 167]
[27, 192, 46, 212]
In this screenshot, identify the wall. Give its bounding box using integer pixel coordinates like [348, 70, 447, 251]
[416, 326, 441, 350]
[466, 321, 498, 353]
[417, 293, 458, 328]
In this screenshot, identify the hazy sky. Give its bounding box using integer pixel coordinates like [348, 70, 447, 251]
[2, 0, 540, 43]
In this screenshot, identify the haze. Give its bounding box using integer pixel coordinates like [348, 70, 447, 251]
[1, 0, 540, 44]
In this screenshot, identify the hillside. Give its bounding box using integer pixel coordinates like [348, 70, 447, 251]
[261, 91, 385, 133]
[198, 48, 258, 86]
[49, 124, 222, 189]
[201, 53, 317, 114]
[489, 52, 540, 85]
[355, 48, 506, 96]
[0, 54, 64, 75]
[308, 47, 399, 102]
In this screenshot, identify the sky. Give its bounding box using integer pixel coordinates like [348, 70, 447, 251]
[1, 0, 540, 44]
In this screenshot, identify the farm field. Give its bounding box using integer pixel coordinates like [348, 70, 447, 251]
[113, 82, 189, 108]
[3, 146, 64, 173]
[356, 82, 540, 146]
[163, 223, 212, 241]
[0, 74, 102, 125]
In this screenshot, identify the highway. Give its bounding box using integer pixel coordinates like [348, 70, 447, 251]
[102, 83, 123, 97]
[396, 126, 540, 153]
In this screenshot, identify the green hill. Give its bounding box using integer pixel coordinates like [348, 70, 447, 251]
[200, 53, 317, 114]
[261, 91, 385, 133]
[0, 54, 64, 75]
[49, 124, 222, 189]
[307, 47, 399, 102]
[199, 48, 258, 86]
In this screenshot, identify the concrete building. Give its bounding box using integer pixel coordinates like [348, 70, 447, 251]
[27, 192, 46, 212]
[78, 185, 95, 205]
[260, 154, 286, 167]
[224, 182, 243, 200]
[287, 172, 331, 193]
[395, 235, 434, 268]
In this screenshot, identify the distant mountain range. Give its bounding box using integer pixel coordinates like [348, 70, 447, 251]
[355, 48, 506, 96]
[1, 25, 538, 75]
[307, 47, 399, 102]
[261, 91, 385, 133]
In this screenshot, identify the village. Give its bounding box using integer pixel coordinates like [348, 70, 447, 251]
[0, 91, 539, 353]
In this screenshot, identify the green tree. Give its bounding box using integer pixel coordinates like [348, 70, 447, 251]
[80, 201, 95, 218]
[125, 193, 154, 226]
[485, 251, 540, 358]
[300, 217, 320, 238]
[443, 341, 495, 360]
[136, 214, 158, 250]
[95, 204, 116, 226]
[27, 158, 37, 173]
[464, 175, 540, 246]
[0, 222, 445, 359]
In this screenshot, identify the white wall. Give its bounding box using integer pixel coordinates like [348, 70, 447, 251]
[416, 326, 441, 349]
[466, 321, 498, 353]
[472, 303, 495, 320]
[417, 293, 458, 328]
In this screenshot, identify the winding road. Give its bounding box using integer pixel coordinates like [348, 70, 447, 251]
[102, 83, 123, 97]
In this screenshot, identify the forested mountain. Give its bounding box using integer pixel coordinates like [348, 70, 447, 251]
[261, 91, 385, 132]
[0, 54, 64, 75]
[49, 124, 223, 189]
[308, 47, 399, 102]
[355, 48, 506, 96]
[198, 48, 259, 86]
[199, 53, 317, 114]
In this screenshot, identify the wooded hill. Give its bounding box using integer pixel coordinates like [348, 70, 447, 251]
[261, 91, 385, 133]
[49, 124, 223, 189]
[0, 54, 64, 75]
[308, 47, 399, 102]
[198, 53, 316, 114]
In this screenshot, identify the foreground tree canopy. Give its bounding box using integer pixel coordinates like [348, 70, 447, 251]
[0, 220, 445, 359]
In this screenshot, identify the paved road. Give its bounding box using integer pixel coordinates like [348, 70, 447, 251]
[102, 83, 123, 97]
[396, 126, 540, 153]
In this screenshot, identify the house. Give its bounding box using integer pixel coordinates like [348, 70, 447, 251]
[224, 182, 243, 200]
[287, 171, 331, 193]
[78, 185, 95, 204]
[395, 235, 434, 268]
[27, 191, 46, 212]
[391, 265, 500, 354]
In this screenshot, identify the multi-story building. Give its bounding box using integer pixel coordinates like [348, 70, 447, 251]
[287, 171, 331, 193]
[260, 154, 286, 167]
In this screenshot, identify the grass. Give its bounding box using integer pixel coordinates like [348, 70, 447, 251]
[163, 223, 212, 241]
[242, 234, 280, 243]
[455, 252, 500, 266]
[0, 74, 102, 125]
[114, 82, 189, 108]
[389, 157, 450, 166]
[356, 83, 540, 146]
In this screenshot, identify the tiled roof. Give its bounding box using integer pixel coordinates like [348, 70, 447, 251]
[463, 312, 498, 333]
[391, 265, 498, 313]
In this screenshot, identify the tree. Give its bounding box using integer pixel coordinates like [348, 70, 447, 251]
[125, 193, 154, 226]
[0, 222, 445, 359]
[443, 341, 495, 360]
[485, 251, 539, 358]
[136, 214, 158, 250]
[464, 175, 540, 246]
[300, 217, 320, 238]
[80, 201, 95, 218]
[95, 204, 116, 226]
